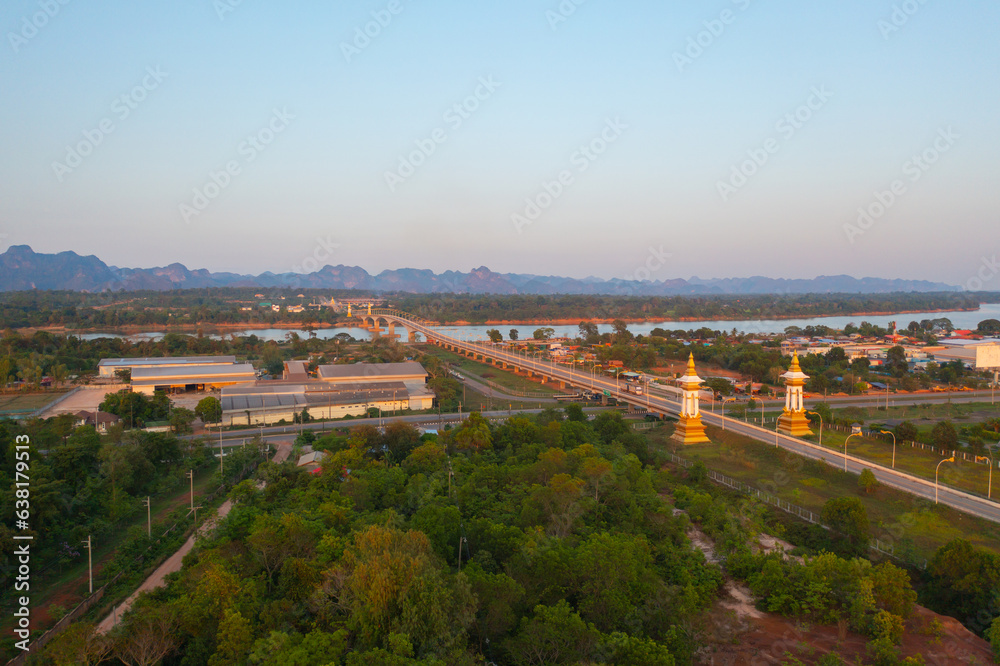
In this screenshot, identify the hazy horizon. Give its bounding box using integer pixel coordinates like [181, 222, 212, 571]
[2, 1, 998, 288]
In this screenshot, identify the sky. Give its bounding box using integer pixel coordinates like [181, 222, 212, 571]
[1, 0, 998, 287]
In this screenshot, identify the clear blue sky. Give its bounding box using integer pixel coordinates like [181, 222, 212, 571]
[2, 0, 998, 286]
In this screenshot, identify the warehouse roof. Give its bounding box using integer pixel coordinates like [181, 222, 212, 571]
[317, 362, 426, 382]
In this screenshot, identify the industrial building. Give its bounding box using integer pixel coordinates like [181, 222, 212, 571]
[130, 363, 256, 395]
[218, 361, 434, 426]
[98, 356, 237, 378]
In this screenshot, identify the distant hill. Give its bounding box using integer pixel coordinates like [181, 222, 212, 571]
[0, 245, 960, 295]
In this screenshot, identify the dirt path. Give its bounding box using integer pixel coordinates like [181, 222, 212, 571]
[96, 442, 292, 633]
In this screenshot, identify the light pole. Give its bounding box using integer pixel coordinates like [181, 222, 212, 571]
[774, 418, 780, 447]
[844, 433, 861, 472]
[722, 397, 736, 430]
[976, 454, 994, 499]
[880, 429, 897, 469]
[935, 455, 955, 504]
[142, 496, 151, 538]
[186, 470, 194, 511]
[82, 535, 93, 594]
[806, 410, 823, 449]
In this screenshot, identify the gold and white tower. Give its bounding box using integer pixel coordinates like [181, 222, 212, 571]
[672, 354, 710, 444]
[776, 353, 813, 437]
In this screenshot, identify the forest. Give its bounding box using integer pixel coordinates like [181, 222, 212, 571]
[20, 409, 1000, 665]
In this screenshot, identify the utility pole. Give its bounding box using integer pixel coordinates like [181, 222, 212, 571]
[142, 496, 151, 538]
[83, 535, 93, 594]
[186, 470, 194, 511]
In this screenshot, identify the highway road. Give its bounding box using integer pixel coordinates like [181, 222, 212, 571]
[373, 310, 1000, 524]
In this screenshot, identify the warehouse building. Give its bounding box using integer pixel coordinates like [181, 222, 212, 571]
[131, 363, 256, 395]
[218, 361, 434, 426]
[98, 356, 237, 378]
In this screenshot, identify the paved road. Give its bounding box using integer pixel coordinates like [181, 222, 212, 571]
[96, 442, 293, 633]
[379, 312, 1000, 524]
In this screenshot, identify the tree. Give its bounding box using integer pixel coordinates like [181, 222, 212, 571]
[988, 616, 1000, 663]
[578, 322, 599, 343]
[504, 601, 599, 666]
[704, 377, 732, 397]
[509, 328, 519, 341]
[930, 421, 958, 451]
[486, 329, 503, 343]
[859, 468, 878, 494]
[170, 407, 195, 435]
[821, 496, 870, 556]
[114, 368, 132, 383]
[978, 319, 1000, 335]
[195, 396, 222, 423]
[826, 347, 847, 364]
[533, 327, 555, 340]
[886, 346, 908, 377]
[894, 421, 918, 442]
[565, 403, 586, 422]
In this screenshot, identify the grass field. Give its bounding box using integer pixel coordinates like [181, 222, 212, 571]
[417, 345, 561, 396]
[802, 429, 996, 498]
[826, 400, 1000, 424]
[647, 425, 1000, 563]
[0, 390, 69, 414]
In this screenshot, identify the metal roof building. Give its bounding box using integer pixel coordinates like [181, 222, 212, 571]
[130, 363, 256, 394]
[98, 356, 237, 377]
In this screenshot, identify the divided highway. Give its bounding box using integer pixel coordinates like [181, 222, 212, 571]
[375, 310, 1000, 525]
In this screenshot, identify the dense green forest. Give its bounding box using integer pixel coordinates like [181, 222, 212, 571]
[22, 411, 1000, 665]
[0, 289, 995, 329]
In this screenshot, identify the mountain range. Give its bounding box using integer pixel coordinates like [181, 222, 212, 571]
[0, 245, 960, 295]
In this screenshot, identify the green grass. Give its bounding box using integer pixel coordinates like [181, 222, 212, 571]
[417, 345, 561, 395]
[806, 429, 994, 498]
[828, 400, 1000, 423]
[0, 390, 70, 413]
[648, 425, 1000, 562]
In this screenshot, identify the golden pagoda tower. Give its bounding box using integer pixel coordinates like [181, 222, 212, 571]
[777, 353, 813, 437]
[672, 353, 710, 444]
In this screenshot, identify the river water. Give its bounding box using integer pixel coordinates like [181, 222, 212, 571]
[72, 303, 1000, 343]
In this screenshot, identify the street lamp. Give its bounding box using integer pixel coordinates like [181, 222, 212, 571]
[806, 410, 823, 449]
[844, 432, 861, 472]
[722, 397, 736, 431]
[976, 454, 994, 499]
[935, 455, 955, 504]
[880, 429, 897, 469]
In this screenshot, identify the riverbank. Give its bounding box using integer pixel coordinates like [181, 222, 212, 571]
[11, 305, 985, 335]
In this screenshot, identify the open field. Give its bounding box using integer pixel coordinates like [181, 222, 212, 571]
[0, 390, 69, 415]
[648, 425, 1000, 563]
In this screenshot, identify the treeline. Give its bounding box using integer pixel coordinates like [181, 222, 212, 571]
[2, 289, 997, 330]
[397, 292, 991, 324]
